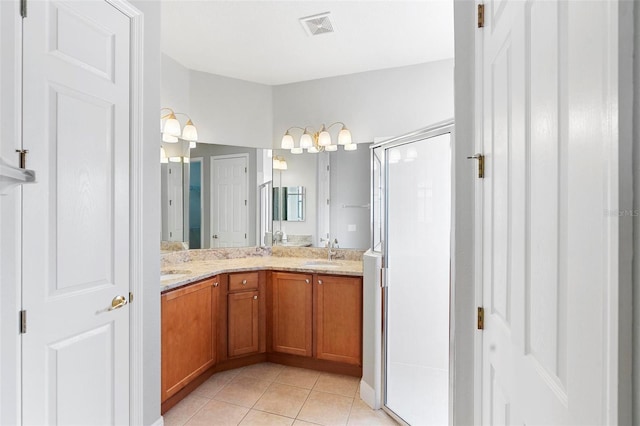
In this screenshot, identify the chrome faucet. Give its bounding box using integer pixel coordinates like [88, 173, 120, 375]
[327, 238, 338, 260]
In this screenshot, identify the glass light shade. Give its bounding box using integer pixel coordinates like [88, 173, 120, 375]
[389, 150, 402, 164]
[300, 132, 313, 148]
[325, 144, 338, 152]
[181, 120, 198, 141]
[183, 157, 190, 163]
[344, 143, 357, 151]
[405, 148, 418, 161]
[162, 133, 179, 143]
[281, 132, 294, 149]
[280, 160, 288, 170]
[189, 141, 196, 149]
[291, 147, 303, 154]
[318, 129, 331, 146]
[338, 127, 352, 145]
[163, 116, 181, 137]
[169, 156, 182, 163]
[307, 146, 319, 153]
[273, 158, 281, 170]
[160, 147, 168, 163]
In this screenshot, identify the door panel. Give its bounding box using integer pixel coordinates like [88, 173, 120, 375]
[211, 155, 248, 247]
[384, 134, 451, 426]
[22, 1, 131, 424]
[480, 0, 618, 424]
[271, 272, 312, 357]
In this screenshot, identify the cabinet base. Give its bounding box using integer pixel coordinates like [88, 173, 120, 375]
[266, 353, 362, 377]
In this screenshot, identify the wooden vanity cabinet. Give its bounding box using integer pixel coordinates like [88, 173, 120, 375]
[271, 272, 313, 357]
[269, 272, 362, 367]
[161, 276, 220, 402]
[315, 275, 363, 366]
[226, 271, 266, 358]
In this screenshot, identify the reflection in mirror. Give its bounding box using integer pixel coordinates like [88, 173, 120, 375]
[271, 143, 371, 249]
[161, 142, 272, 249]
[273, 186, 305, 222]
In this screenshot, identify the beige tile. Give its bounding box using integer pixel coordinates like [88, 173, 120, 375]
[347, 399, 397, 426]
[292, 421, 320, 426]
[254, 382, 311, 418]
[297, 391, 353, 426]
[313, 373, 360, 398]
[193, 372, 234, 398]
[237, 362, 285, 382]
[214, 375, 272, 408]
[275, 366, 321, 389]
[163, 393, 210, 426]
[184, 399, 249, 426]
[240, 410, 294, 426]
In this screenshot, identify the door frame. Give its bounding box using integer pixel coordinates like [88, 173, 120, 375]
[210, 153, 249, 247]
[0, 1, 145, 424]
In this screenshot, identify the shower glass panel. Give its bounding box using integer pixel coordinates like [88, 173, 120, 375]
[384, 132, 451, 425]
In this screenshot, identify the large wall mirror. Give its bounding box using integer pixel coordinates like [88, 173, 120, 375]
[271, 143, 371, 250]
[161, 142, 371, 250]
[161, 142, 273, 249]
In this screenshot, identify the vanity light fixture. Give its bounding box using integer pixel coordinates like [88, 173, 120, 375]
[160, 107, 199, 148]
[280, 122, 356, 153]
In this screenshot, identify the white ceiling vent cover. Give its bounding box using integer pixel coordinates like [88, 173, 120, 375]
[299, 12, 335, 36]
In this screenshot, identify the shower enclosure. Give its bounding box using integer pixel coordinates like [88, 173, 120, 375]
[364, 120, 453, 425]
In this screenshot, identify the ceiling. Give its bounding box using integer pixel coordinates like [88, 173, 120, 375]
[161, 1, 454, 86]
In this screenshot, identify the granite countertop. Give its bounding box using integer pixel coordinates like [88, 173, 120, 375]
[160, 246, 364, 293]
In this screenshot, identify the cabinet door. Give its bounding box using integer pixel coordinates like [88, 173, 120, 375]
[228, 291, 259, 357]
[161, 278, 218, 402]
[272, 272, 313, 357]
[315, 275, 363, 365]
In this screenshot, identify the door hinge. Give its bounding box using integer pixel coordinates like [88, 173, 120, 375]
[244, 199, 247, 206]
[477, 4, 485, 28]
[20, 0, 27, 18]
[467, 154, 484, 178]
[129, 292, 134, 303]
[15, 149, 28, 169]
[245, 167, 247, 173]
[19, 310, 27, 334]
[477, 307, 484, 330]
[244, 233, 247, 239]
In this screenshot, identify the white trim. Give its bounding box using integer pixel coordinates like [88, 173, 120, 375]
[103, 0, 145, 424]
[151, 416, 165, 426]
[209, 153, 250, 248]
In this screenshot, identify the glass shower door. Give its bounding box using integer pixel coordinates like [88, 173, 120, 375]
[383, 132, 452, 425]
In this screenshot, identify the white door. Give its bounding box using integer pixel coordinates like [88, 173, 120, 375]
[479, 1, 619, 424]
[211, 155, 248, 247]
[22, 0, 131, 424]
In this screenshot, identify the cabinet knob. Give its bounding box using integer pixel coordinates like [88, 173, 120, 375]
[253, 295, 258, 300]
[305, 279, 310, 284]
[242, 279, 247, 285]
[213, 282, 219, 287]
[318, 279, 323, 285]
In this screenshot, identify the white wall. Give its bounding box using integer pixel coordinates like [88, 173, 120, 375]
[633, 2, 640, 424]
[452, 1, 476, 425]
[272, 60, 454, 146]
[161, 54, 191, 120]
[131, 1, 162, 425]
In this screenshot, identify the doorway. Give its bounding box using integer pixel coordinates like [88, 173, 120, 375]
[189, 157, 203, 249]
[210, 154, 249, 247]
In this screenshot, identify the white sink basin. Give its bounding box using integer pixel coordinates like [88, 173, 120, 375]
[303, 260, 340, 268]
[160, 270, 191, 281]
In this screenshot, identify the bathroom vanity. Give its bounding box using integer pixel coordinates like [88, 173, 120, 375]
[160, 247, 363, 413]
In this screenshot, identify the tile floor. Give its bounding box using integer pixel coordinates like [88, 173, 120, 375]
[164, 362, 397, 426]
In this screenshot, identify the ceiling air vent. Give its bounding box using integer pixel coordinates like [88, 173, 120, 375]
[299, 12, 335, 36]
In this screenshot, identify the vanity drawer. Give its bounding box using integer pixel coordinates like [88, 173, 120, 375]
[229, 272, 259, 292]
